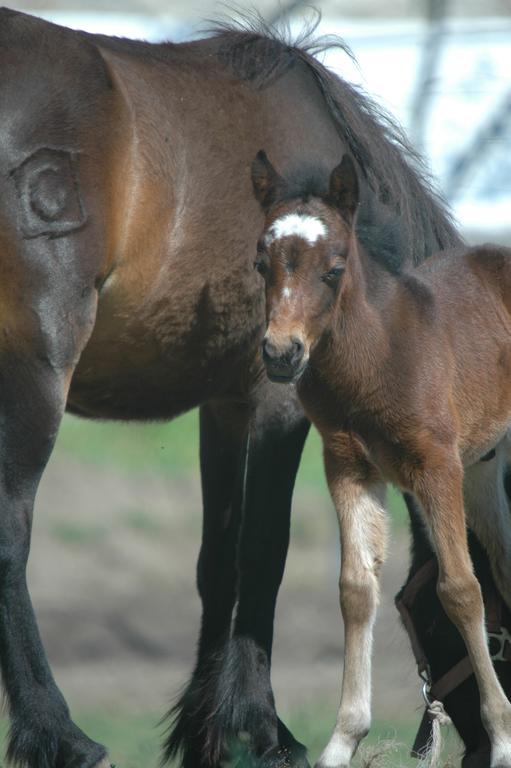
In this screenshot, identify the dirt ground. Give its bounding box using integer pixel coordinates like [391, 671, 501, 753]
[26, 454, 423, 731]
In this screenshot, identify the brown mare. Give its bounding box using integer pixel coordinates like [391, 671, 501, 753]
[0, 7, 468, 768]
[253, 150, 511, 768]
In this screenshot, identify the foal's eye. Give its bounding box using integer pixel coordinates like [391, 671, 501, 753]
[321, 266, 344, 285]
[254, 259, 269, 277]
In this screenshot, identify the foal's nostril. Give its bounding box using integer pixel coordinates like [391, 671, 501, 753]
[290, 336, 304, 363]
[262, 337, 278, 362]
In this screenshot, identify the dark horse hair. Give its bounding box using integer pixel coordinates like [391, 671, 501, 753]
[210, 10, 460, 267]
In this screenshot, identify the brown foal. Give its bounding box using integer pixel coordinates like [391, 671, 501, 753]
[252, 150, 511, 768]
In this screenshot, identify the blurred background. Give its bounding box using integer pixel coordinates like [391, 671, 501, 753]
[2, 1, 511, 765]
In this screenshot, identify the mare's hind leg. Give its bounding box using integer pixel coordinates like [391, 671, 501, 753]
[0, 167, 108, 765]
[464, 440, 511, 610]
[196, 382, 310, 768]
[163, 400, 248, 768]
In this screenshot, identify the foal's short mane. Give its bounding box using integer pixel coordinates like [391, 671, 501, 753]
[210, 11, 462, 269]
[258, 166, 407, 276]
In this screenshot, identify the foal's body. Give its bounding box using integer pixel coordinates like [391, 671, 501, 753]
[303, 242, 511, 598]
[304, 245, 511, 474]
[253, 152, 511, 768]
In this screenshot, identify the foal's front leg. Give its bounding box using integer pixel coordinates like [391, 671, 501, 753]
[317, 444, 387, 768]
[413, 455, 511, 768]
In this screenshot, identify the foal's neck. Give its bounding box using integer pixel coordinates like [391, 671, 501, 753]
[316, 241, 397, 402]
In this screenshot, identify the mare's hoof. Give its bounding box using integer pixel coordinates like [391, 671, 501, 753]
[260, 745, 311, 768]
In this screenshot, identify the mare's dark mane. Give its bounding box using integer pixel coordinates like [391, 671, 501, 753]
[209, 12, 462, 268]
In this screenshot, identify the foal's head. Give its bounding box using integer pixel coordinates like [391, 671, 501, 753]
[252, 151, 359, 382]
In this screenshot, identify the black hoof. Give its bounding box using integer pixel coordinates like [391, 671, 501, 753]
[260, 745, 294, 768]
[259, 744, 310, 768]
[226, 727, 310, 768]
[7, 717, 108, 768]
[276, 719, 310, 768]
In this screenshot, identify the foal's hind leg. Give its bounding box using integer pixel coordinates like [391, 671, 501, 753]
[464, 441, 511, 610]
[316, 444, 387, 768]
[413, 455, 511, 768]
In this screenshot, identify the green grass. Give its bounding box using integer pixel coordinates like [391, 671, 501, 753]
[286, 708, 419, 766]
[121, 507, 164, 536]
[0, 708, 461, 767]
[49, 519, 110, 546]
[54, 412, 199, 476]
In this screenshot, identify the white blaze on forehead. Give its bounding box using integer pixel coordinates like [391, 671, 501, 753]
[266, 213, 327, 246]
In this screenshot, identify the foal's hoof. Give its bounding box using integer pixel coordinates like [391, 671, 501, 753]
[491, 746, 511, 768]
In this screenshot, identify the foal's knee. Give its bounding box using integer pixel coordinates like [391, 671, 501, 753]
[436, 571, 483, 627]
[340, 571, 378, 625]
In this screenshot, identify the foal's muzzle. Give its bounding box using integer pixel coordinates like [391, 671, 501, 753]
[262, 336, 306, 382]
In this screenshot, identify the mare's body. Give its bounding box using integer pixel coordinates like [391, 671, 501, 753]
[253, 152, 511, 768]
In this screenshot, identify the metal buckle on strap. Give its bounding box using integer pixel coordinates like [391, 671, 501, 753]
[419, 667, 433, 707]
[488, 627, 511, 661]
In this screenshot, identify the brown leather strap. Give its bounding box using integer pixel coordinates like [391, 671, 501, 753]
[395, 596, 429, 675]
[485, 582, 503, 633]
[430, 640, 511, 704]
[398, 557, 511, 759]
[430, 656, 474, 701]
[395, 559, 438, 675]
[400, 559, 438, 605]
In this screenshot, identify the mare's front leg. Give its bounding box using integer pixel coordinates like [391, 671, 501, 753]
[412, 453, 511, 768]
[317, 440, 387, 768]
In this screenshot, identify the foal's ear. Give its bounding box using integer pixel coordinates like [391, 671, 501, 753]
[251, 150, 286, 212]
[329, 155, 359, 227]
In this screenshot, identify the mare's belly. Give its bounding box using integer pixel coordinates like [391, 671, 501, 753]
[67, 259, 265, 420]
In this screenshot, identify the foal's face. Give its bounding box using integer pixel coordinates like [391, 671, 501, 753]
[256, 200, 351, 382]
[251, 151, 359, 383]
